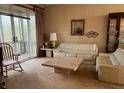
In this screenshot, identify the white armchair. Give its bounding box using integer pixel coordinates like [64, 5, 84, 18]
[96, 48, 124, 85]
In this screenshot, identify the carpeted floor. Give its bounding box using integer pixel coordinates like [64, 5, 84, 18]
[5, 58, 124, 89]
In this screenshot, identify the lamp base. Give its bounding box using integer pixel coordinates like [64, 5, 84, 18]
[49, 41, 59, 48]
[52, 41, 56, 48]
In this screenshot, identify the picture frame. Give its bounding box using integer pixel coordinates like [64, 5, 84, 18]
[71, 19, 85, 36]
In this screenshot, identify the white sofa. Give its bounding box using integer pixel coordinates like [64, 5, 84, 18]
[96, 48, 124, 85]
[53, 43, 98, 64]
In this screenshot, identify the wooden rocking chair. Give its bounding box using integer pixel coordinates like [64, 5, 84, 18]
[0, 43, 23, 77]
[0, 46, 6, 88]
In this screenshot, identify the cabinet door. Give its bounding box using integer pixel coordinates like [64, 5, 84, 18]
[107, 19, 118, 52]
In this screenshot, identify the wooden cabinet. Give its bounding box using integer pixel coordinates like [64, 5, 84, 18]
[106, 12, 124, 53]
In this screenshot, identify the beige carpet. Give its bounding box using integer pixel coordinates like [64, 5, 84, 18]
[5, 58, 124, 89]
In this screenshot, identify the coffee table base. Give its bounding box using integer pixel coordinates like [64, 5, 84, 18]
[54, 67, 72, 74]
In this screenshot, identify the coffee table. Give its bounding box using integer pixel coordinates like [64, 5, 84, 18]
[42, 57, 83, 74]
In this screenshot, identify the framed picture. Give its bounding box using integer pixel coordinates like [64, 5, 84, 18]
[71, 19, 85, 36]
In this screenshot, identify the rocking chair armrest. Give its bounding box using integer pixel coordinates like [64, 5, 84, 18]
[13, 54, 20, 57]
[13, 54, 20, 61]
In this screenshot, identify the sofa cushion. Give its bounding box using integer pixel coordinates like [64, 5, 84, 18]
[108, 54, 119, 65]
[77, 54, 92, 60]
[54, 52, 66, 58]
[66, 53, 76, 57]
[114, 48, 124, 65]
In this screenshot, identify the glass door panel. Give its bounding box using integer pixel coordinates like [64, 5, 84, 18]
[23, 19, 28, 38]
[14, 18, 30, 61]
[109, 19, 116, 31]
[1, 15, 16, 52]
[119, 18, 124, 48]
[120, 18, 124, 32]
[108, 19, 117, 52]
[1, 15, 12, 43]
[23, 19, 29, 54]
[14, 17, 21, 54]
[120, 18, 124, 36]
[14, 17, 27, 55]
[30, 16, 36, 57]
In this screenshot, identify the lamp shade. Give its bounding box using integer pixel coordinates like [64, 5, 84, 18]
[50, 33, 57, 41]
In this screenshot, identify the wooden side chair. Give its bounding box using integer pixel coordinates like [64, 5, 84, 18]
[0, 43, 23, 77]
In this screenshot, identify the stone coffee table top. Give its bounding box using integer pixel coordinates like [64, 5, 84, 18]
[42, 57, 83, 71]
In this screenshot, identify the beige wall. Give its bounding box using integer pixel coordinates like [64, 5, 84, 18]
[44, 4, 124, 52]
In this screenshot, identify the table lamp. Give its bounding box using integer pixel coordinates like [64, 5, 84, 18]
[50, 33, 57, 48]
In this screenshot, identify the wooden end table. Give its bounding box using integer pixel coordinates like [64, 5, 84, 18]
[40, 48, 54, 57]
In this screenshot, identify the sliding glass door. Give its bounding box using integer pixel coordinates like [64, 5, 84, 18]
[0, 14, 36, 61]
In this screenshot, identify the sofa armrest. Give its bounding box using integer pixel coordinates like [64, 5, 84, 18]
[91, 45, 98, 62]
[93, 44, 98, 55]
[98, 64, 124, 84]
[91, 53, 98, 64]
